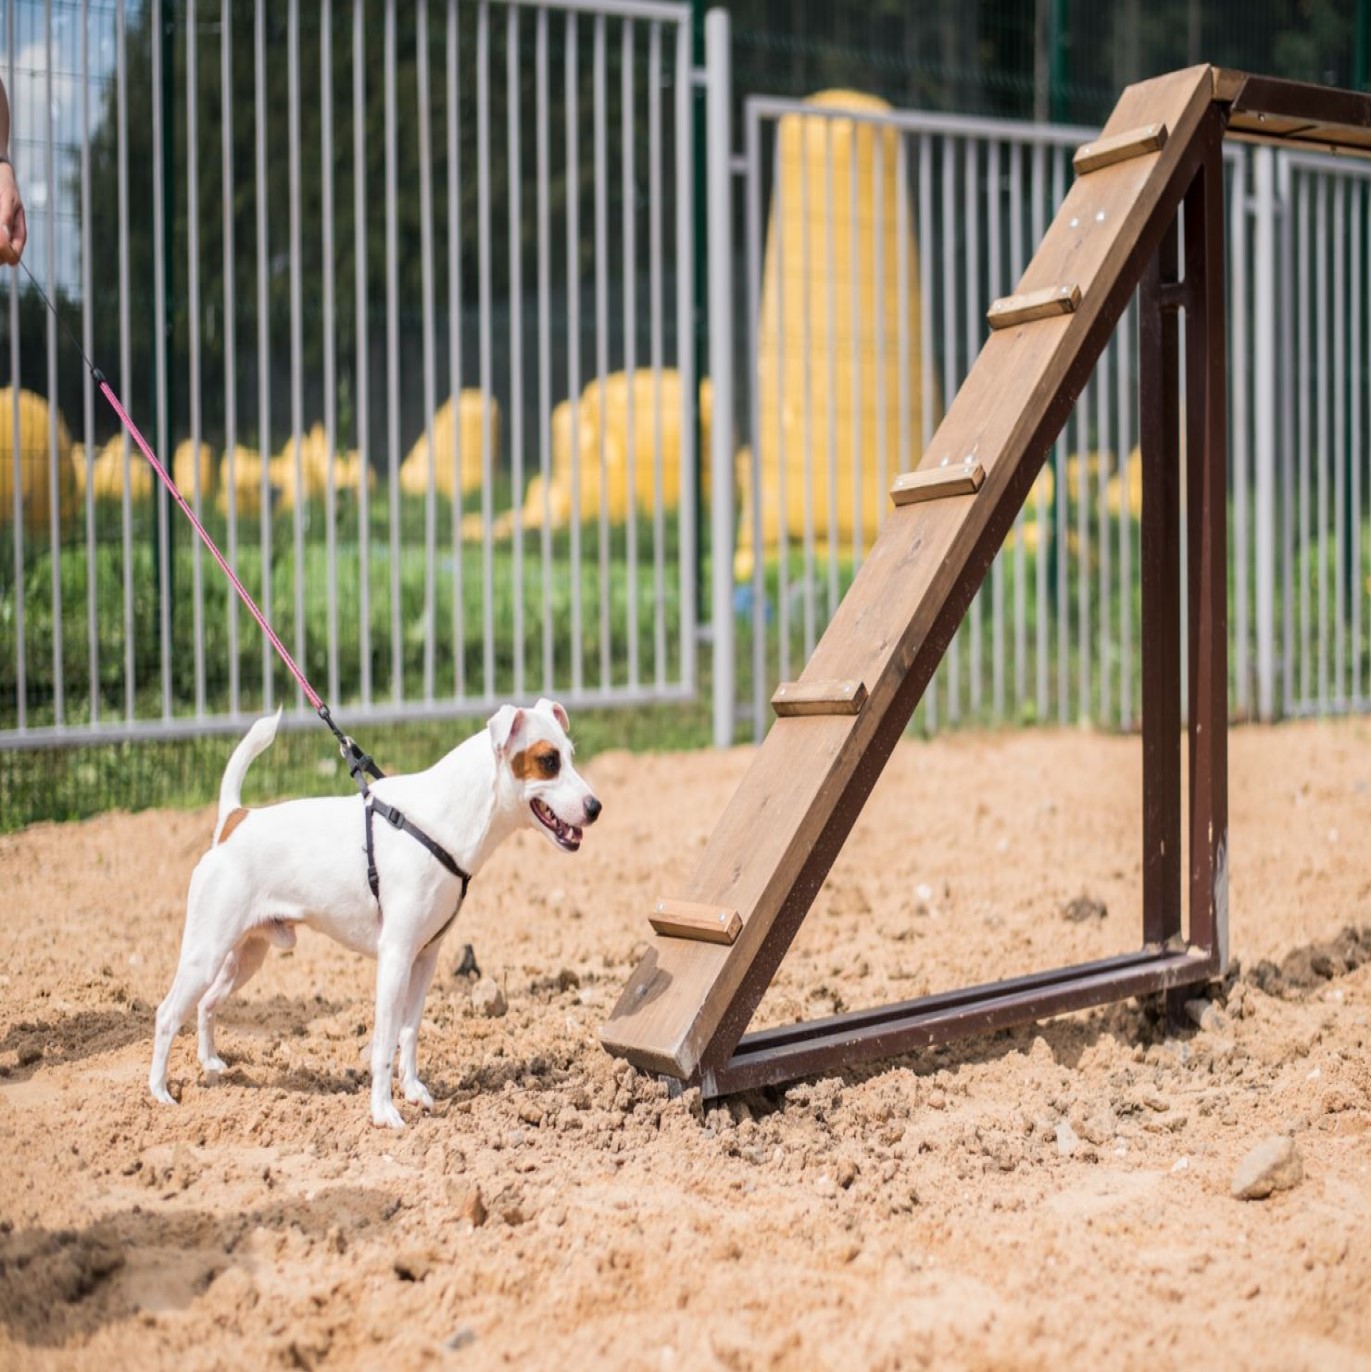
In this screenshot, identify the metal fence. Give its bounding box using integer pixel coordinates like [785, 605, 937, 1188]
[6, 1, 1371, 760]
[723, 90, 1371, 742]
[1, 0, 697, 748]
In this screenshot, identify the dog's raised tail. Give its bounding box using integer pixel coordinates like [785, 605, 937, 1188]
[215, 708, 282, 841]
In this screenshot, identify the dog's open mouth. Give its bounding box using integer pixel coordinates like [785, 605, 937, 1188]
[531, 798, 582, 852]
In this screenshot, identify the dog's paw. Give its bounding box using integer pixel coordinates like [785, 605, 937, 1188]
[371, 1100, 406, 1130]
[149, 1081, 178, 1106]
[200, 1055, 227, 1076]
[402, 1079, 434, 1111]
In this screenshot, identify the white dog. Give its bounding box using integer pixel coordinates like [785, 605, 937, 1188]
[149, 699, 600, 1128]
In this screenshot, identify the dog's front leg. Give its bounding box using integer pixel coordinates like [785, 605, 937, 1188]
[370, 943, 416, 1129]
[397, 941, 442, 1110]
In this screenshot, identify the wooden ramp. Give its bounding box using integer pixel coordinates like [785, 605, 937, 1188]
[601, 67, 1371, 1096]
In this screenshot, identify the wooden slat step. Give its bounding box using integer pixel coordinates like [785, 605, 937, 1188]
[771, 679, 868, 717]
[889, 460, 985, 508]
[986, 284, 1081, 330]
[1073, 122, 1169, 174]
[650, 899, 743, 945]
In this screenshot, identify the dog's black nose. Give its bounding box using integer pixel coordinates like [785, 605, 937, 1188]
[584, 795, 602, 824]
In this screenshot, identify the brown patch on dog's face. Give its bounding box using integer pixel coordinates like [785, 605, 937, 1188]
[510, 740, 562, 782]
[217, 806, 250, 844]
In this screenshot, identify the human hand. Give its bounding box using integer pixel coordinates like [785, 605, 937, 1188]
[0, 160, 27, 265]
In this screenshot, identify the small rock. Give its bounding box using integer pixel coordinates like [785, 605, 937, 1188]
[517, 1102, 545, 1127]
[471, 978, 507, 1018]
[1055, 1121, 1080, 1157]
[556, 968, 581, 991]
[457, 1186, 487, 1227]
[1062, 895, 1107, 923]
[1185, 999, 1229, 1033]
[393, 1248, 435, 1281]
[836, 1158, 858, 1189]
[446, 1326, 478, 1352]
[1231, 1135, 1303, 1200]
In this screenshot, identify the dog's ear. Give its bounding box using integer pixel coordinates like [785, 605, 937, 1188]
[487, 704, 526, 755]
[535, 697, 570, 733]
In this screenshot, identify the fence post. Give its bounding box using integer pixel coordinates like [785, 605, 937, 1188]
[1253, 145, 1277, 722]
[705, 8, 735, 746]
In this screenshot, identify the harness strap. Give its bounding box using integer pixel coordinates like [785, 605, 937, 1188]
[364, 796, 472, 902]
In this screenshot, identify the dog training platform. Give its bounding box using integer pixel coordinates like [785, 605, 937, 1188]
[601, 66, 1371, 1099]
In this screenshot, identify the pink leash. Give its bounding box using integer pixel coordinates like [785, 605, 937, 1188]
[14, 255, 375, 774]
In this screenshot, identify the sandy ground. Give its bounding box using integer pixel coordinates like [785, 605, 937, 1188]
[1, 719, 1370, 1371]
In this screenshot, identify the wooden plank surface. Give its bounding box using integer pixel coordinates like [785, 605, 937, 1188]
[649, 900, 743, 945]
[771, 679, 868, 717]
[1073, 122, 1168, 175]
[986, 283, 1080, 330]
[889, 461, 985, 507]
[600, 65, 1222, 1080]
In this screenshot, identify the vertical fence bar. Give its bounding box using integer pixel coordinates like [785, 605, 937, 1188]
[675, 14, 696, 694]
[477, 0, 495, 700]
[321, 0, 339, 710]
[1097, 339, 1111, 725]
[987, 138, 1005, 721]
[7, 0, 22, 732]
[593, 14, 610, 690]
[964, 137, 982, 716]
[1032, 141, 1048, 721]
[1353, 181, 1365, 708]
[746, 106, 765, 739]
[622, 17, 638, 690]
[43, 0, 60, 725]
[1280, 153, 1295, 715]
[774, 117, 788, 688]
[896, 129, 910, 500]
[649, 19, 667, 694]
[940, 138, 958, 720]
[1231, 150, 1250, 716]
[118, 0, 132, 723]
[918, 132, 934, 730]
[1076, 375, 1090, 720]
[384, 0, 403, 701]
[566, 12, 583, 695]
[1297, 173, 1312, 708]
[537, 5, 553, 695]
[288, 0, 306, 711]
[1010, 141, 1027, 718]
[152, 0, 169, 720]
[187, 0, 205, 717]
[1118, 303, 1134, 728]
[221, 0, 239, 716]
[1052, 147, 1068, 724]
[850, 121, 865, 573]
[706, 8, 734, 744]
[418, 0, 438, 704]
[509, 4, 526, 700]
[798, 103, 815, 658]
[1333, 175, 1347, 706]
[445, 0, 464, 700]
[81, 0, 97, 725]
[872, 120, 887, 604]
[1253, 145, 1276, 721]
[353, 0, 372, 706]
[824, 123, 838, 619]
[254, 0, 272, 707]
[1315, 175, 1329, 710]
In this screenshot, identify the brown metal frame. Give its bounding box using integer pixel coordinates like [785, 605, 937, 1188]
[687, 127, 1231, 1100]
[603, 70, 1371, 1102]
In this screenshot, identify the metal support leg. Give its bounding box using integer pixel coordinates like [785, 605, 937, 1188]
[1184, 132, 1231, 974]
[1139, 214, 1183, 950]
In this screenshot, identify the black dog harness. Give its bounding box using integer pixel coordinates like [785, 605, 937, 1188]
[324, 710, 472, 928]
